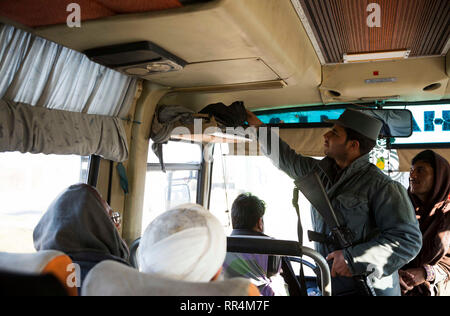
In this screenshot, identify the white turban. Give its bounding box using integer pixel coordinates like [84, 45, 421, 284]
[138, 204, 226, 282]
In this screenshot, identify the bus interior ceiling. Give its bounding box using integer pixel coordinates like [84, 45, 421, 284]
[0, 0, 450, 243]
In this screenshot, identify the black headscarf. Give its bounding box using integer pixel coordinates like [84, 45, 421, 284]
[407, 150, 450, 280]
[409, 150, 450, 217]
[33, 184, 129, 261]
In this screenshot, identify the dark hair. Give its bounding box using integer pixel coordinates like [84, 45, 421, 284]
[231, 193, 266, 230]
[344, 127, 376, 155]
[412, 150, 436, 169]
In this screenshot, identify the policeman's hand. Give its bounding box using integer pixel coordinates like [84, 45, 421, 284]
[326, 250, 353, 277]
[246, 110, 263, 127]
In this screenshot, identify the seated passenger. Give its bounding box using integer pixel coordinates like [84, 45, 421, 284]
[222, 193, 287, 296]
[138, 204, 227, 283]
[33, 184, 130, 293]
[400, 150, 450, 296]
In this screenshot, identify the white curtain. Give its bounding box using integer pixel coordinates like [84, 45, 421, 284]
[0, 25, 32, 97]
[0, 24, 139, 161]
[0, 24, 137, 117]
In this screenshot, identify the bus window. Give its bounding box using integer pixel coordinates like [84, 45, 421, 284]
[209, 138, 414, 242]
[209, 143, 315, 247]
[0, 152, 89, 253]
[208, 138, 413, 237]
[142, 141, 202, 232]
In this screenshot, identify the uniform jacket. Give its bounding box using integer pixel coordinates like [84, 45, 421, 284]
[257, 127, 422, 296]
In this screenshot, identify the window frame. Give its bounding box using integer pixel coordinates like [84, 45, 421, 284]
[87, 155, 101, 187]
[146, 141, 204, 206]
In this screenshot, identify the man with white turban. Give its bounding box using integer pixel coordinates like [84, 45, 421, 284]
[138, 204, 227, 282]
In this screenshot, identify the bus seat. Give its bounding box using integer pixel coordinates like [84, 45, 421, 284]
[82, 260, 260, 296]
[129, 237, 141, 269]
[0, 270, 68, 296]
[0, 250, 78, 296]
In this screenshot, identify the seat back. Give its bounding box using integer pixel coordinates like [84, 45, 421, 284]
[82, 260, 260, 296]
[0, 250, 78, 296]
[129, 237, 141, 269]
[0, 270, 68, 296]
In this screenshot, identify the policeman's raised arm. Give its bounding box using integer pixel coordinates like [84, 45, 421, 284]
[246, 110, 263, 127]
[246, 109, 318, 179]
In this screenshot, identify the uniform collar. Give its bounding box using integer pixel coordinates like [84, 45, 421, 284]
[318, 153, 371, 184]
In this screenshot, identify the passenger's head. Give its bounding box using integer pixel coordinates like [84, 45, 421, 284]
[323, 110, 380, 162]
[231, 193, 266, 233]
[343, 127, 377, 156]
[409, 150, 436, 202]
[409, 150, 450, 205]
[33, 184, 129, 261]
[138, 204, 226, 282]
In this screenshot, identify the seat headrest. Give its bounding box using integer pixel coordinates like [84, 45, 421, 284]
[83, 260, 259, 296]
[0, 251, 77, 296]
[0, 250, 67, 274]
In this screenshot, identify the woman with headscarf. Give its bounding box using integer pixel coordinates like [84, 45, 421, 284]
[138, 204, 227, 283]
[33, 184, 130, 293]
[399, 150, 450, 296]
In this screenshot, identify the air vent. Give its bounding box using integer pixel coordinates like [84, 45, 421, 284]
[84, 41, 187, 76]
[423, 83, 442, 91]
[326, 90, 341, 97]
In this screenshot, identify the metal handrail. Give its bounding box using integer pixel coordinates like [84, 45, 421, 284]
[301, 246, 332, 296]
[226, 236, 332, 296]
[285, 256, 317, 271]
[129, 237, 141, 269]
